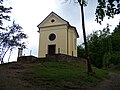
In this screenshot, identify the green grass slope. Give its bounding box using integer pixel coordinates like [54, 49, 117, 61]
[21, 61, 108, 90]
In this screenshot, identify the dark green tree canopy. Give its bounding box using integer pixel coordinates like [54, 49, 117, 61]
[96, 0, 120, 24]
[111, 22, 120, 51]
[84, 22, 120, 68]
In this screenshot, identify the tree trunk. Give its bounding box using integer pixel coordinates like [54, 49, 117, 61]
[79, 2, 93, 75]
[1, 46, 10, 63]
[8, 49, 12, 63]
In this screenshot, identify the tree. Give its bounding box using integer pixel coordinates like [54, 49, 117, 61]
[0, 0, 27, 64]
[0, 0, 12, 63]
[87, 24, 113, 68]
[0, 21, 27, 63]
[78, 0, 93, 75]
[87, 22, 120, 68]
[64, 0, 120, 71]
[111, 22, 120, 51]
[64, 0, 93, 74]
[110, 22, 120, 65]
[77, 44, 86, 58]
[64, 0, 120, 24]
[96, 0, 120, 24]
[0, 0, 12, 29]
[65, 0, 93, 75]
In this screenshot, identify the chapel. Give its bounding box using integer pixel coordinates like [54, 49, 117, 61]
[37, 12, 79, 58]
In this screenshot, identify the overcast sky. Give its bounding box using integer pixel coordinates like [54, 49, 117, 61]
[3, 0, 120, 62]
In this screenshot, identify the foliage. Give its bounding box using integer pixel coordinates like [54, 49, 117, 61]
[110, 52, 120, 65]
[86, 24, 112, 68]
[65, 0, 120, 68]
[0, 0, 12, 29]
[84, 22, 120, 68]
[96, 0, 120, 24]
[0, 0, 27, 63]
[103, 52, 111, 68]
[66, 0, 120, 73]
[111, 22, 120, 51]
[0, 21, 27, 63]
[77, 45, 86, 58]
[64, 0, 120, 24]
[110, 22, 120, 65]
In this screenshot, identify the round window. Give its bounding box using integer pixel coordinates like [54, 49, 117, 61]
[51, 19, 55, 23]
[49, 33, 56, 41]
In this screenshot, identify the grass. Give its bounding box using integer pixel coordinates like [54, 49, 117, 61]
[33, 62, 86, 80]
[21, 61, 108, 89]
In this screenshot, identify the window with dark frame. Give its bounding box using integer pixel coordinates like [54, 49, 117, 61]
[49, 33, 56, 41]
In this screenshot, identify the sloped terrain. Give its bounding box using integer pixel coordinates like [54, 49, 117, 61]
[0, 62, 116, 90]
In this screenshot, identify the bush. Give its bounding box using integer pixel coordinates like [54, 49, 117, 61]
[110, 52, 120, 65]
[103, 52, 111, 67]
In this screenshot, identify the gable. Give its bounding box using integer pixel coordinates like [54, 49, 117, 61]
[37, 12, 79, 38]
[37, 12, 68, 28]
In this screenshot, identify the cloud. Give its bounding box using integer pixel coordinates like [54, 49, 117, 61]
[2, 0, 120, 62]
[8, 0, 57, 60]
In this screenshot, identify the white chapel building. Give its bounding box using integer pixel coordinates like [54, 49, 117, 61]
[37, 12, 79, 58]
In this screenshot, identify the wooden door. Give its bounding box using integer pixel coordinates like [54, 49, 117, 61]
[48, 45, 56, 55]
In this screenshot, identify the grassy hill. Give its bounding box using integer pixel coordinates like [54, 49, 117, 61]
[0, 61, 108, 90]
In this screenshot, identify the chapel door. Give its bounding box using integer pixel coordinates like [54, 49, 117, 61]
[48, 45, 56, 55]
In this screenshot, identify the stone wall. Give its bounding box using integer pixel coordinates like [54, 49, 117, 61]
[17, 54, 87, 64]
[17, 56, 37, 63]
[46, 54, 87, 64]
[17, 56, 46, 63]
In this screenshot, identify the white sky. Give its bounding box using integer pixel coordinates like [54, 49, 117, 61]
[3, 0, 120, 63]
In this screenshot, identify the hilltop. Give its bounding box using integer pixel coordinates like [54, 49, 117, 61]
[0, 61, 118, 90]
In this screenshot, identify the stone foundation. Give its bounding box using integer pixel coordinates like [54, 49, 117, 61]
[17, 56, 37, 63]
[17, 54, 87, 64]
[46, 54, 87, 64]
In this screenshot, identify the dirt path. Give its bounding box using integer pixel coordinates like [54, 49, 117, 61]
[0, 63, 34, 90]
[93, 73, 120, 90]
